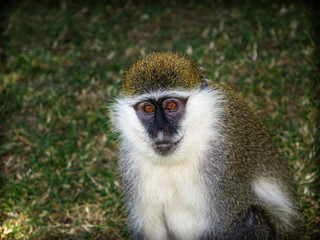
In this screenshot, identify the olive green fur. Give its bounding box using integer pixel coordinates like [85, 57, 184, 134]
[210, 83, 299, 238]
[122, 52, 202, 96]
[216, 83, 294, 189]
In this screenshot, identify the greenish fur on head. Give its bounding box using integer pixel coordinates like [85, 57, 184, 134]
[122, 52, 202, 96]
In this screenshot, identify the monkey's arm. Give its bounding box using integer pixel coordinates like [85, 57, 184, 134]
[198, 206, 277, 240]
[224, 205, 277, 240]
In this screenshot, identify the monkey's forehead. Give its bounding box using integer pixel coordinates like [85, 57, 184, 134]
[122, 52, 202, 96]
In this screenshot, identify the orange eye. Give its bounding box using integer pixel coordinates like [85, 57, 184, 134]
[166, 102, 177, 110]
[144, 105, 154, 113]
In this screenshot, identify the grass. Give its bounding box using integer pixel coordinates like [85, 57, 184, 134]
[0, 0, 319, 239]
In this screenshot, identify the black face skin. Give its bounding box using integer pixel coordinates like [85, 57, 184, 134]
[134, 97, 187, 156]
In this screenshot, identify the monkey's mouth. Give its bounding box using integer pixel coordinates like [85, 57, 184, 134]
[152, 140, 181, 156]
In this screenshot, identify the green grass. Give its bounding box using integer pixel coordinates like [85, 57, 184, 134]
[0, 1, 319, 239]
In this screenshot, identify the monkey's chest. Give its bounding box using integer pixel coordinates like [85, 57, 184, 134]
[139, 164, 208, 239]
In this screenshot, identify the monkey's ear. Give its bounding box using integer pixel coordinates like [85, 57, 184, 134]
[200, 78, 209, 89]
[126, 51, 144, 68]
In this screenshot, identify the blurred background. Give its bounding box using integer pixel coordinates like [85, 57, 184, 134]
[0, 0, 319, 239]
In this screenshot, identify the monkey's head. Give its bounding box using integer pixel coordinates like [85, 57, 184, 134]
[122, 52, 203, 95]
[114, 52, 221, 162]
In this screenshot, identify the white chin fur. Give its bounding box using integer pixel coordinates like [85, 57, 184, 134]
[112, 88, 224, 164]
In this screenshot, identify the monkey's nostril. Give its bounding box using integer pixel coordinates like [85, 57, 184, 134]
[152, 131, 170, 142]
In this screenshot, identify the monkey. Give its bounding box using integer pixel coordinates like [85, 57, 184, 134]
[112, 52, 300, 240]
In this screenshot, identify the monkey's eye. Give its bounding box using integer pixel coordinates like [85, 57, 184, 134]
[163, 98, 182, 112]
[166, 102, 177, 110]
[144, 105, 154, 113]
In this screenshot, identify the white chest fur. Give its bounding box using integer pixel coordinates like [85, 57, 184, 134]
[135, 159, 209, 240]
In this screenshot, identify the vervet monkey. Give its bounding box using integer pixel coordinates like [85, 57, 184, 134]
[112, 52, 299, 240]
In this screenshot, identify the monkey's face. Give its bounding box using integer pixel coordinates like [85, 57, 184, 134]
[134, 97, 187, 156]
[113, 88, 222, 163]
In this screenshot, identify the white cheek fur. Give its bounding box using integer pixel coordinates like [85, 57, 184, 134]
[113, 98, 145, 145]
[176, 89, 224, 163]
